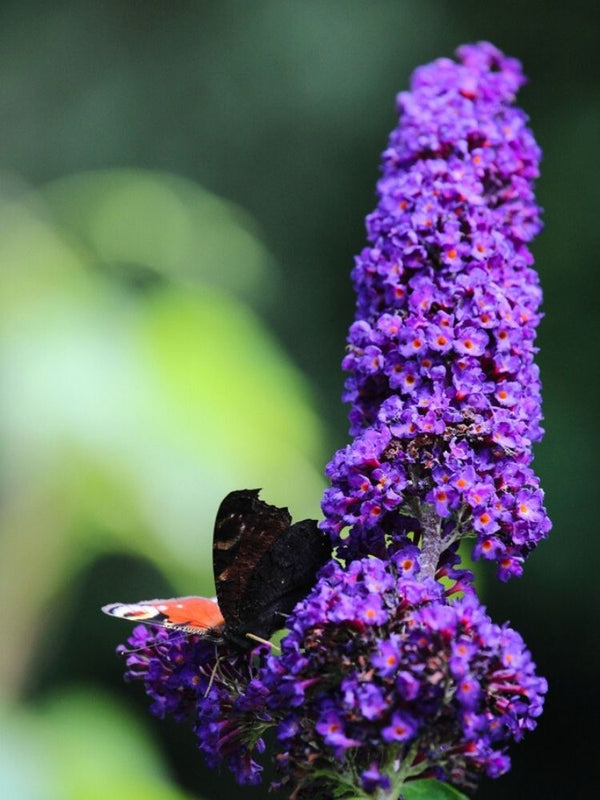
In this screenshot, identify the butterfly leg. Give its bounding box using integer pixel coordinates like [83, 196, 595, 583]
[204, 646, 222, 697]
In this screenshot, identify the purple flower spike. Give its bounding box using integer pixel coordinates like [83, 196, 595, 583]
[322, 41, 551, 578]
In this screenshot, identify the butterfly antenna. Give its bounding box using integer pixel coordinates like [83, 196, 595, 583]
[245, 632, 280, 651]
[117, 642, 166, 657]
[117, 632, 189, 657]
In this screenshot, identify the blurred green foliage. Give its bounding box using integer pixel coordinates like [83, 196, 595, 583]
[1, 689, 196, 800]
[0, 2, 597, 799]
[0, 169, 325, 798]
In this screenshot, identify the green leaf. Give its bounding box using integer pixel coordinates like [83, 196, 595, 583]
[403, 779, 470, 800]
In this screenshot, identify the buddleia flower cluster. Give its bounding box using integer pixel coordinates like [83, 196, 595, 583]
[117, 42, 549, 800]
[321, 41, 550, 580]
[120, 626, 269, 784]
[260, 556, 546, 797]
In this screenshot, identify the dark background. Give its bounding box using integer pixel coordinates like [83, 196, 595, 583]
[0, 2, 598, 799]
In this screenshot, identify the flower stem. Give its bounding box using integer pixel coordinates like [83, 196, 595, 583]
[380, 742, 421, 799]
[419, 502, 442, 579]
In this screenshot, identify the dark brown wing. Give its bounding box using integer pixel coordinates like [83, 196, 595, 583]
[227, 516, 331, 647]
[213, 489, 291, 627]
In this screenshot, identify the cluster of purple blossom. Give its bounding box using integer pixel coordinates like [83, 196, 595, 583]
[322, 41, 550, 580]
[117, 43, 549, 800]
[120, 626, 269, 784]
[121, 554, 546, 796]
[260, 556, 546, 796]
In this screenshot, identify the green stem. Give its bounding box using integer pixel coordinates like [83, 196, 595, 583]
[379, 742, 421, 799]
[419, 502, 442, 579]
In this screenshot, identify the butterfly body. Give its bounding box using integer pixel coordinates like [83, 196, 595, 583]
[102, 489, 332, 649]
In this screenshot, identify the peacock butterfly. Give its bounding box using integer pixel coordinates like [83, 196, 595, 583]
[102, 489, 332, 649]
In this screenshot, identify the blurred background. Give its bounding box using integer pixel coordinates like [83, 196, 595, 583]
[0, 2, 597, 799]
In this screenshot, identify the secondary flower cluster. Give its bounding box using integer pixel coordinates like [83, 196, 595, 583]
[259, 557, 547, 797]
[321, 41, 550, 579]
[120, 626, 269, 785]
[119, 553, 547, 796]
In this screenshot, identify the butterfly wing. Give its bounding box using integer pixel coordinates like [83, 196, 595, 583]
[101, 596, 225, 635]
[232, 517, 332, 646]
[213, 489, 332, 647]
[213, 489, 291, 626]
[102, 489, 331, 648]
